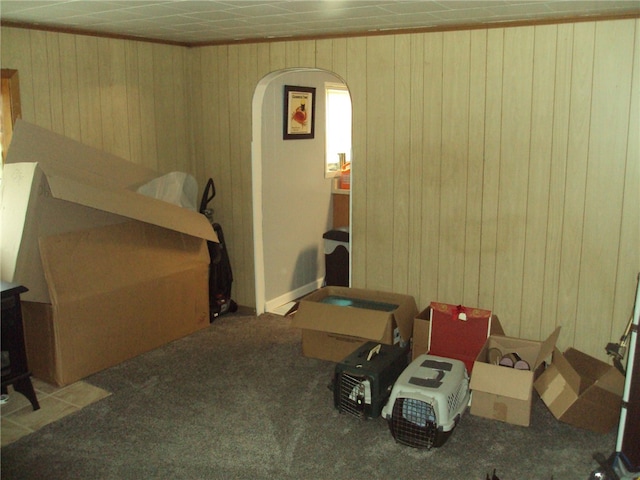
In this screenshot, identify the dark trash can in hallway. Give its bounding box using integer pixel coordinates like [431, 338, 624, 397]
[323, 228, 350, 287]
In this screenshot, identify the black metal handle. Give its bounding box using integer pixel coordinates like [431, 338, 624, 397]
[199, 178, 216, 213]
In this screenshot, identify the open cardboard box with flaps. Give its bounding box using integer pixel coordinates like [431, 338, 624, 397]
[1, 121, 217, 386]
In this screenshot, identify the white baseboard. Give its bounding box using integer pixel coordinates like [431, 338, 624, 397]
[265, 278, 323, 314]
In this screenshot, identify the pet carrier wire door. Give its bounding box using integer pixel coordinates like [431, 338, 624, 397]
[333, 342, 409, 419]
[382, 354, 470, 449]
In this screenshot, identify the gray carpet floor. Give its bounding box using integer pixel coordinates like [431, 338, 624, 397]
[1, 313, 616, 479]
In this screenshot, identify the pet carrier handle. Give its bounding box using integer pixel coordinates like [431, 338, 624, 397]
[367, 344, 382, 361]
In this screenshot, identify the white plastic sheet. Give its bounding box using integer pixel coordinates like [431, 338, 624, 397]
[136, 171, 198, 211]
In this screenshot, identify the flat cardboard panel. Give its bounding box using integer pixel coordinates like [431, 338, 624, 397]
[470, 359, 534, 401]
[301, 330, 369, 363]
[5, 121, 157, 187]
[51, 267, 209, 386]
[547, 347, 582, 393]
[535, 363, 579, 417]
[562, 347, 612, 392]
[411, 309, 431, 360]
[294, 299, 391, 341]
[45, 172, 215, 242]
[39, 221, 208, 305]
[21, 302, 57, 383]
[23, 226, 210, 386]
[470, 392, 533, 427]
[1, 121, 217, 304]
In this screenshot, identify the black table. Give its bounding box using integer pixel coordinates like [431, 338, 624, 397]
[1, 281, 40, 410]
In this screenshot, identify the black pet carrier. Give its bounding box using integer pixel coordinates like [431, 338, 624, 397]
[381, 354, 470, 449]
[333, 342, 409, 419]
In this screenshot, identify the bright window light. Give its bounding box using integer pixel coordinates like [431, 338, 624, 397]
[325, 83, 352, 177]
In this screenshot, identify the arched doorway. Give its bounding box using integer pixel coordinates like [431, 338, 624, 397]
[251, 68, 352, 314]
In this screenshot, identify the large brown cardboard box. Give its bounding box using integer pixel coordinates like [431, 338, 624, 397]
[534, 347, 624, 433]
[290, 286, 417, 362]
[1, 121, 217, 386]
[469, 327, 560, 427]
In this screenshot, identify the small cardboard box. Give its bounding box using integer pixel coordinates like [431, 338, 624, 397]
[290, 286, 417, 362]
[534, 347, 625, 433]
[411, 304, 504, 371]
[1, 121, 217, 386]
[469, 327, 560, 427]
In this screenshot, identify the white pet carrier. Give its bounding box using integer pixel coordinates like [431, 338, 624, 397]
[381, 354, 470, 449]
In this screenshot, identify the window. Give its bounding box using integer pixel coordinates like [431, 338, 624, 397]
[325, 83, 352, 178]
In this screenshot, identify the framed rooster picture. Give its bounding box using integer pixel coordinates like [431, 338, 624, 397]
[283, 85, 315, 140]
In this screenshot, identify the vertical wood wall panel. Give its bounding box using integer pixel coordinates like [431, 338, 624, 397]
[269, 42, 286, 71]
[30, 31, 53, 131]
[418, 32, 443, 305]
[215, 46, 232, 226]
[2, 19, 638, 361]
[332, 38, 348, 79]
[392, 34, 411, 294]
[576, 20, 635, 355]
[365, 36, 395, 291]
[557, 23, 595, 349]
[407, 34, 425, 297]
[494, 27, 534, 336]
[521, 25, 557, 342]
[75, 36, 104, 149]
[1, 28, 35, 122]
[45, 32, 64, 136]
[98, 38, 130, 160]
[440, 30, 471, 303]
[136, 42, 159, 170]
[124, 42, 143, 166]
[237, 43, 259, 303]
[346, 36, 368, 286]
[226, 45, 246, 302]
[541, 23, 573, 339]
[464, 30, 488, 306]
[57, 33, 82, 141]
[478, 28, 503, 309]
[298, 40, 316, 67]
[315, 39, 333, 70]
[613, 21, 640, 346]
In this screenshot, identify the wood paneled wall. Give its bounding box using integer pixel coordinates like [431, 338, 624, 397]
[0, 28, 193, 173]
[1, 19, 638, 360]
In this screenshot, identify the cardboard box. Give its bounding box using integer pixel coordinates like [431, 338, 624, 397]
[290, 286, 417, 362]
[411, 304, 504, 371]
[1, 121, 217, 385]
[411, 308, 431, 360]
[469, 327, 560, 427]
[534, 347, 625, 433]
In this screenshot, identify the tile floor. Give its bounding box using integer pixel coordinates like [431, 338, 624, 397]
[1, 378, 111, 447]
